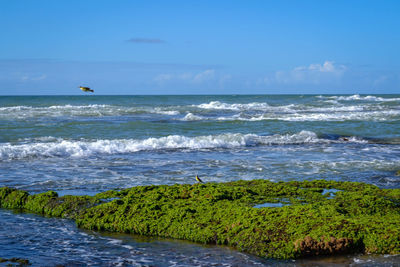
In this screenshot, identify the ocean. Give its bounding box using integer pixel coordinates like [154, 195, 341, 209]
[0, 94, 399, 266]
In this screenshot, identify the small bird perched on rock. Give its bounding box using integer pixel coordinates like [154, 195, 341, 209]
[79, 86, 94, 93]
[195, 175, 203, 183]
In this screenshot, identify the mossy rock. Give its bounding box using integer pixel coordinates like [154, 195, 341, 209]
[1, 180, 399, 259]
[0, 257, 30, 266]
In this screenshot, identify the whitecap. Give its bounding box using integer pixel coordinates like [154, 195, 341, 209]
[181, 113, 205, 121]
[196, 101, 271, 111]
[208, 108, 399, 122]
[0, 104, 181, 119]
[152, 107, 180, 115]
[332, 95, 400, 102]
[0, 131, 352, 160]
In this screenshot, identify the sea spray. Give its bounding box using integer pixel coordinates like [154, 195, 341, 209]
[0, 131, 369, 160]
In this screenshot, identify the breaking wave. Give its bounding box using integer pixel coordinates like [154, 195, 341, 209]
[318, 95, 400, 102]
[0, 131, 367, 160]
[196, 101, 272, 111]
[0, 105, 180, 119]
[181, 113, 205, 121]
[235, 110, 400, 122]
[2, 99, 399, 122]
[178, 110, 400, 122]
[186, 100, 400, 121]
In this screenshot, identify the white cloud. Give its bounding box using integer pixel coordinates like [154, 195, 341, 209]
[154, 74, 172, 82]
[373, 75, 388, 86]
[177, 73, 193, 80]
[266, 61, 346, 85]
[193, 69, 215, 83]
[311, 61, 344, 73]
[219, 74, 232, 86]
[126, 38, 166, 44]
[21, 74, 47, 81]
[154, 69, 217, 84]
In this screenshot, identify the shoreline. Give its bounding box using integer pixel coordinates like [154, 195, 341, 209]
[1, 179, 399, 260]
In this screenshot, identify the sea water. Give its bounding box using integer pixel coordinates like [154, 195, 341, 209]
[0, 94, 399, 266]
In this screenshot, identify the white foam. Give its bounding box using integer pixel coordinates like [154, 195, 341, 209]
[279, 110, 400, 121]
[108, 239, 123, 245]
[181, 113, 205, 121]
[153, 108, 180, 115]
[293, 159, 400, 172]
[188, 100, 400, 122]
[209, 109, 400, 122]
[0, 105, 180, 119]
[18, 136, 61, 143]
[321, 95, 400, 102]
[196, 101, 272, 111]
[2, 100, 398, 122]
[0, 131, 354, 160]
[308, 105, 365, 112]
[196, 100, 368, 114]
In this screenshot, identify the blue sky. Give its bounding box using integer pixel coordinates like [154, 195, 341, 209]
[0, 0, 399, 95]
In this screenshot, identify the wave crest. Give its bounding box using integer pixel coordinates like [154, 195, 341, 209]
[319, 95, 400, 102]
[181, 113, 205, 121]
[0, 105, 180, 119]
[0, 131, 354, 160]
[196, 101, 272, 111]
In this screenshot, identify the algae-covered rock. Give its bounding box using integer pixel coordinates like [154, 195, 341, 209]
[0, 257, 30, 266]
[0, 187, 100, 218]
[1, 180, 399, 259]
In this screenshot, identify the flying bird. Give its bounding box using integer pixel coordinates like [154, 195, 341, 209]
[79, 86, 94, 93]
[195, 175, 203, 183]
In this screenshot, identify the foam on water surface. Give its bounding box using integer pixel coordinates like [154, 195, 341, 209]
[0, 131, 372, 160]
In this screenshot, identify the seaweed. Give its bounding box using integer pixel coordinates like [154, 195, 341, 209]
[0, 179, 399, 259]
[0, 257, 30, 266]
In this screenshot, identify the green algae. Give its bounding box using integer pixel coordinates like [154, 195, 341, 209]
[0, 188, 100, 218]
[1, 180, 399, 259]
[0, 257, 30, 266]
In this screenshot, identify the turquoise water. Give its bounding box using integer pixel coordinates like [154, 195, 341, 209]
[1, 94, 399, 266]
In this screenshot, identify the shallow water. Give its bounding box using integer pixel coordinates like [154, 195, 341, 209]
[1, 210, 399, 267]
[1, 94, 399, 266]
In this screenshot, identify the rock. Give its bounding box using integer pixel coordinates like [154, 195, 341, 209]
[1, 180, 400, 259]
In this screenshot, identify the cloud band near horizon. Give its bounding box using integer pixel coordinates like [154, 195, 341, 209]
[126, 38, 166, 44]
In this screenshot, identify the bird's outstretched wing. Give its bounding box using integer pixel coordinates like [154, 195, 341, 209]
[79, 86, 94, 93]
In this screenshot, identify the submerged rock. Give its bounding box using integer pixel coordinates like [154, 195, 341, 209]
[0, 180, 399, 259]
[0, 257, 30, 266]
